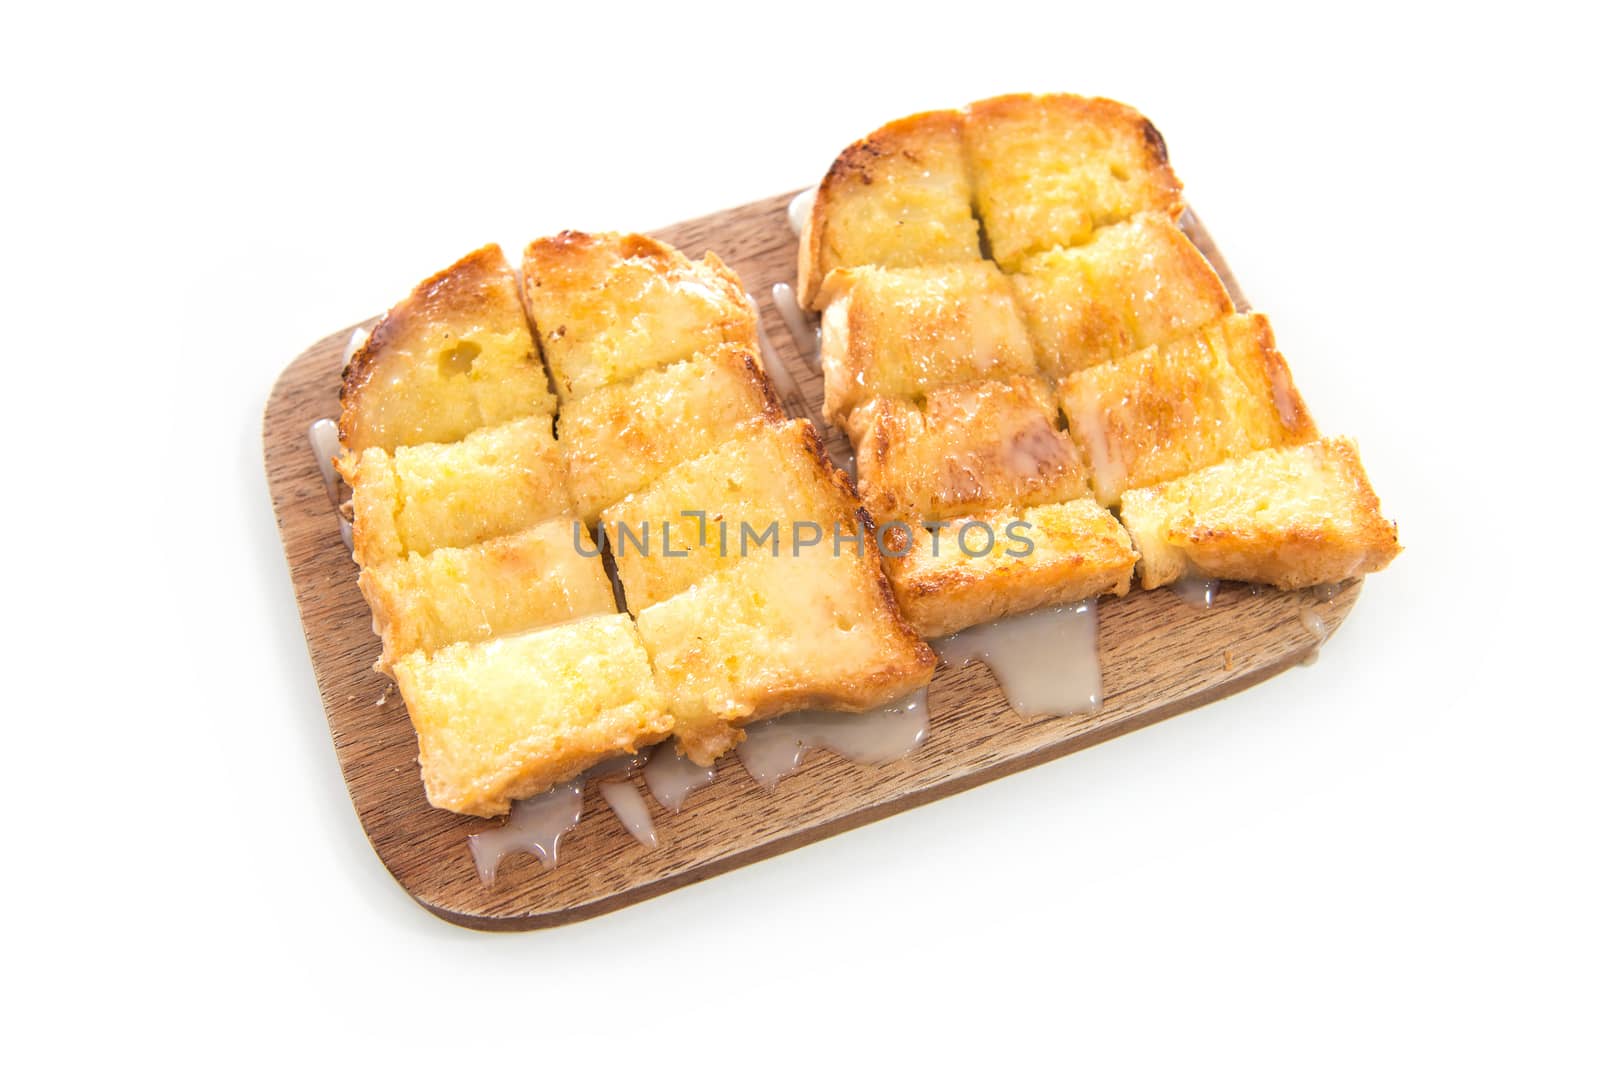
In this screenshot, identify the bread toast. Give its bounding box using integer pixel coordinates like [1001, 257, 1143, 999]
[799, 110, 983, 309]
[635, 550, 937, 765]
[878, 499, 1137, 638]
[558, 344, 783, 525]
[602, 419, 860, 611]
[964, 93, 1184, 271]
[1011, 213, 1234, 378]
[393, 614, 671, 817]
[359, 518, 614, 671]
[522, 231, 759, 401]
[818, 262, 1039, 426]
[1118, 438, 1401, 589]
[344, 415, 572, 569]
[849, 375, 1090, 523]
[1057, 313, 1317, 507]
[338, 245, 555, 454]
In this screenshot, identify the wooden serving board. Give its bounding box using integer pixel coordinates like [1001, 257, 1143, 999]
[263, 190, 1360, 931]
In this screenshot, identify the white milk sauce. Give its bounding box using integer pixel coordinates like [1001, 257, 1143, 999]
[597, 780, 658, 848]
[736, 689, 929, 789]
[788, 187, 816, 237]
[341, 326, 369, 367]
[643, 743, 716, 813]
[933, 600, 1103, 718]
[467, 780, 585, 885]
[771, 282, 821, 361]
[1172, 573, 1221, 609]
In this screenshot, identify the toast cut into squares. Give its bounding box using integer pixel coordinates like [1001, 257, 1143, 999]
[343, 415, 573, 569]
[339, 245, 556, 453]
[964, 93, 1184, 271]
[799, 110, 983, 309]
[522, 231, 759, 401]
[1119, 438, 1401, 590]
[635, 550, 937, 765]
[818, 262, 1040, 426]
[878, 499, 1137, 638]
[559, 345, 783, 525]
[1057, 313, 1317, 508]
[359, 518, 614, 671]
[1011, 213, 1234, 379]
[603, 419, 860, 611]
[393, 614, 671, 818]
[849, 375, 1090, 524]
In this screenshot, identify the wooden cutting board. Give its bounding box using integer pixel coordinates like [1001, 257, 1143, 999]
[262, 190, 1359, 931]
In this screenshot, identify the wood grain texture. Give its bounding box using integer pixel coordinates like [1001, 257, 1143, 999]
[263, 191, 1358, 931]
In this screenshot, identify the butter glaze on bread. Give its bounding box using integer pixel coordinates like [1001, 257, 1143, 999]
[1011, 213, 1234, 378]
[880, 500, 1137, 638]
[799, 110, 983, 309]
[603, 419, 860, 612]
[819, 262, 1039, 427]
[964, 93, 1183, 271]
[339, 245, 555, 453]
[522, 232, 758, 401]
[344, 415, 572, 570]
[1118, 438, 1400, 589]
[636, 551, 937, 765]
[850, 375, 1089, 523]
[393, 614, 671, 817]
[359, 519, 614, 671]
[1057, 314, 1317, 507]
[559, 345, 783, 525]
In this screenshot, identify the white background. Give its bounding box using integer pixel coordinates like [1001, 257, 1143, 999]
[5, 1, 1595, 1063]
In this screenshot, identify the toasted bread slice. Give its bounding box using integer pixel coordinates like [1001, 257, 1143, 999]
[559, 345, 783, 525]
[850, 375, 1090, 523]
[878, 499, 1137, 637]
[964, 94, 1183, 270]
[1057, 313, 1317, 507]
[635, 550, 936, 765]
[1011, 213, 1234, 378]
[343, 416, 572, 569]
[339, 245, 556, 453]
[522, 231, 758, 401]
[799, 110, 983, 309]
[818, 262, 1040, 426]
[359, 518, 614, 671]
[603, 420, 860, 611]
[393, 614, 671, 817]
[1119, 438, 1401, 590]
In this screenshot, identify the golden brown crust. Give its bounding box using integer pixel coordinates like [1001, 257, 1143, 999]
[339, 244, 555, 454]
[1010, 212, 1234, 379]
[850, 375, 1090, 523]
[559, 344, 784, 525]
[1057, 313, 1318, 507]
[818, 262, 1040, 426]
[964, 93, 1184, 270]
[1119, 438, 1401, 589]
[879, 499, 1137, 637]
[801, 110, 983, 309]
[522, 231, 759, 400]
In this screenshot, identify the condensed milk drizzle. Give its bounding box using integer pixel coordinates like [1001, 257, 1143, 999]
[736, 689, 930, 789]
[643, 743, 716, 813]
[933, 600, 1103, 718]
[468, 780, 585, 885]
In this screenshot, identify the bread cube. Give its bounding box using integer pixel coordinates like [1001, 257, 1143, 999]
[878, 499, 1137, 638]
[343, 416, 572, 569]
[964, 93, 1183, 270]
[635, 551, 936, 764]
[558, 345, 783, 525]
[1057, 313, 1317, 507]
[393, 614, 671, 817]
[1011, 213, 1234, 378]
[818, 262, 1040, 426]
[850, 375, 1090, 523]
[799, 110, 983, 308]
[603, 420, 859, 611]
[359, 518, 614, 670]
[522, 231, 758, 401]
[1118, 438, 1401, 589]
[339, 245, 556, 453]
